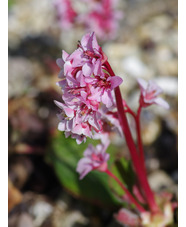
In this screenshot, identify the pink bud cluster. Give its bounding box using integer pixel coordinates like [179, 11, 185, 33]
[53, 0, 123, 41]
[55, 32, 123, 144]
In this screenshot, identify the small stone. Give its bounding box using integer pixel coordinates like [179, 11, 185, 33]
[9, 157, 33, 189]
[54, 210, 89, 227]
[153, 77, 178, 97]
[17, 213, 34, 227]
[8, 178, 23, 212]
[8, 57, 34, 98]
[146, 158, 160, 171]
[119, 74, 137, 95]
[121, 55, 154, 79]
[151, 15, 172, 30]
[142, 119, 161, 145]
[103, 43, 138, 59]
[29, 200, 53, 227]
[148, 170, 175, 192]
[8, 0, 57, 48]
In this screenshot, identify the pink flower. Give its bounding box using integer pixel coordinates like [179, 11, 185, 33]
[137, 78, 169, 109]
[76, 142, 110, 179]
[54, 0, 123, 41]
[55, 32, 123, 143]
[68, 32, 108, 75]
[56, 32, 122, 108]
[98, 106, 123, 136]
[54, 100, 102, 143]
[54, 0, 77, 30]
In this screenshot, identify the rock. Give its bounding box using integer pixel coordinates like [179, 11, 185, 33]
[119, 74, 137, 95]
[148, 170, 175, 192]
[146, 158, 160, 172]
[121, 55, 154, 79]
[153, 77, 178, 96]
[8, 57, 34, 98]
[151, 14, 173, 30]
[142, 119, 161, 145]
[8, 0, 57, 48]
[53, 210, 89, 227]
[17, 213, 34, 227]
[29, 200, 53, 227]
[9, 213, 34, 227]
[9, 156, 33, 189]
[103, 43, 138, 59]
[8, 178, 23, 213]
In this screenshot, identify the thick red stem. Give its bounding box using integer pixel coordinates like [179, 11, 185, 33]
[104, 61, 159, 213]
[136, 106, 146, 172]
[105, 169, 145, 213]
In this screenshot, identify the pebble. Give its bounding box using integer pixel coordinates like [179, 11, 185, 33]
[121, 55, 154, 79]
[53, 210, 89, 227]
[150, 14, 173, 30]
[154, 77, 178, 96]
[9, 156, 33, 189]
[103, 43, 139, 59]
[142, 120, 161, 145]
[8, 0, 57, 48]
[8, 178, 23, 213]
[148, 170, 175, 192]
[17, 213, 34, 227]
[8, 57, 34, 98]
[29, 200, 53, 227]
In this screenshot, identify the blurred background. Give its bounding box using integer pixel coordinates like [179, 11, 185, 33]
[8, 0, 178, 226]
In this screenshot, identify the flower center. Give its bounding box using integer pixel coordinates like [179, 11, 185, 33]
[145, 90, 156, 100]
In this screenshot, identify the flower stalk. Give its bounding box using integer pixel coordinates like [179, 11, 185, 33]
[135, 106, 146, 172]
[105, 169, 146, 213]
[104, 60, 159, 214]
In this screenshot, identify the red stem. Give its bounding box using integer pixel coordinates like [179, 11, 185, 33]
[124, 103, 136, 119]
[136, 106, 146, 172]
[105, 169, 145, 213]
[104, 61, 159, 213]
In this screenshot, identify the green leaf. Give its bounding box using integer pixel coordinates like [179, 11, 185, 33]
[109, 158, 136, 199]
[46, 131, 121, 208]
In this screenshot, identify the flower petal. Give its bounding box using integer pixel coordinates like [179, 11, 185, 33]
[154, 97, 170, 109]
[56, 58, 64, 68]
[108, 76, 123, 90]
[58, 122, 65, 131]
[82, 62, 93, 76]
[62, 50, 69, 61]
[102, 90, 113, 108]
[137, 78, 148, 91]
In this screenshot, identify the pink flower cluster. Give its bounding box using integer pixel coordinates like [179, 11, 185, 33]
[55, 32, 123, 144]
[53, 0, 123, 40]
[78, 0, 123, 40]
[53, 0, 77, 29]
